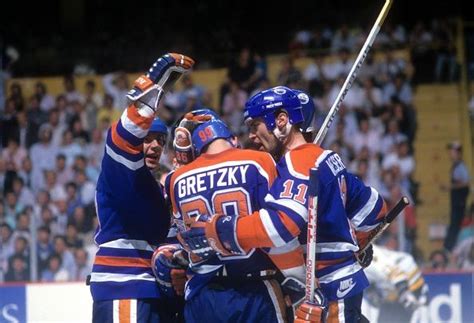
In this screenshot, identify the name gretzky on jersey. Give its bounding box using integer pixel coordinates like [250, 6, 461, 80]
[177, 165, 250, 198]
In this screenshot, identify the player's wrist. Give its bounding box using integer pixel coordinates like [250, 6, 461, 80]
[206, 214, 246, 256]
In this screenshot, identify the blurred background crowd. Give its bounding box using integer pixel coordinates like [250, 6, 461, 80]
[0, 0, 472, 283]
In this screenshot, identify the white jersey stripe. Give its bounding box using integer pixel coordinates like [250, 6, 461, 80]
[106, 144, 144, 170]
[130, 299, 137, 323]
[90, 272, 156, 283]
[316, 242, 359, 253]
[351, 187, 379, 227]
[113, 300, 119, 323]
[267, 238, 300, 254]
[265, 194, 308, 222]
[319, 262, 363, 284]
[260, 209, 287, 247]
[338, 299, 346, 323]
[100, 238, 155, 251]
[121, 112, 147, 138]
[315, 149, 334, 168]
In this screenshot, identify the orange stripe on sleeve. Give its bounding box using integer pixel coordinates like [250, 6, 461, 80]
[260, 153, 277, 186]
[119, 299, 131, 323]
[327, 301, 340, 323]
[126, 105, 153, 129]
[94, 256, 151, 267]
[268, 248, 304, 270]
[278, 211, 301, 237]
[237, 211, 275, 249]
[376, 201, 388, 220]
[111, 123, 142, 154]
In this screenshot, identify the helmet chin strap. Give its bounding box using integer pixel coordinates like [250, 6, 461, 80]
[272, 122, 292, 142]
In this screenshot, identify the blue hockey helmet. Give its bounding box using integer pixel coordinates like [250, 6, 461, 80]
[293, 90, 315, 133]
[244, 86, 303, 131]
[190, 109, 232, 155]
[149, 117, 168, 135]
[173, 108, 232, 164]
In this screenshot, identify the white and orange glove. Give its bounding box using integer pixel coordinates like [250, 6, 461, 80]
[294, 289, 328, 323]
[127, 53, 194, 116]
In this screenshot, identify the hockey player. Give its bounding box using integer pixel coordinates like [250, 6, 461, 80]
[164, 108, 306, 322]
[180, 86, 386, 323]
[145, 117, 169, 171]
[90, 53, 194, 322]
[363, 244, 428, 323]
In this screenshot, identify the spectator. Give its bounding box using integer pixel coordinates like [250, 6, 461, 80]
[26, 95, 47, 127]
[1, 98, 19, 148]
[330, 24, 358, 54]
[85, 129, 105, 171]
[43, 170, 66, 202]
[428, 249, 449, 271]
[75, 170, 95, 206]
[8, 236, 30, 272]
[382, 139, 415, 193]
[96, 94, 121, 127]
[72, 249, 89, 281]
[11, 212, 31, 243]
[441, 141, 471, 252]
[35, 82, 55, 113]
[62, 75, 84, 105]
[29, 125, 58, 191]
[54, 154, 74, 187]
[380, 119, 408, 156]
[276, 56, 302, 88]
[13, 110, 40, 149]
[221, 81, 248, 135]
[69, 206, 93, 236]
[383, 73, 413, 106]
[65, 223, 83, 249]
[350, 117, 381, 157]
[102, 72, 129, 111]
[59, 129, 84, 167]
[0, 223, 14, 280]
[8, 82, 25, 111]
[12, 176, 35, 208]
[5, 254, 29, 282]
[17, 156, 36, 191]
[65, 182, 82, 217]
[3, 191, 23, 229]
[53, 235, 75, 275]
[36, 226, 53, 273]
[83, 80, 102, 131]
[41, 253, 69, 282]
[433, 19, 457, 83]
[176, 74, 206, 112]
[1, 138, 27, 171]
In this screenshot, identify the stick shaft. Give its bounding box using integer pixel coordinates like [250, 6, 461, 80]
[314, 0, 393, 145]
[306, 168, 319, 302]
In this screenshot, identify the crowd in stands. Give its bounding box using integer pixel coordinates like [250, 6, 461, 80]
[1, 18, 472, 284]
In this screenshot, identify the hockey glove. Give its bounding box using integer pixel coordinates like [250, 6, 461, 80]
[356, 244, 373, 268]
[294, 289, 328, 323]
[151, 244, 187, 298]
[127, 53, 194, 114]
[395, 280, 420, 310]
[177, 214, 246, 259]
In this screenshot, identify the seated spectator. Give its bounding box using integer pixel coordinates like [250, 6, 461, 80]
[3, 191, 23, 229]
[85, 129, 105, 171]
[41, 253, 69, 282]
[43, 170, 67, 202]
[65, 223, 83, 249]
[75, 170, 95, 206]
[53, 235, 75, 275]
[8, 236, 30, 273]
[222, 81, 248, 135]
[72, 249, 89, 282]
[176, 74, 207, 112]
[69, 206, 93, 236]
[30, 125, 58, 191]
[35, 82, 55, 113]
[83, 80, 102, 132]
[5, 254, 29, 282]
[37, 226, 53, 273]
[382, 139, 415, 194]
[62, 75, 84, 105]
[0, 223, 14, 280]
[380, 119, 408, 156]
[330, 24, 358, 54]
[428, 249, 449, 272]
[276, 56, 303, 88]
[54, 154, 74, 186]
[12, 177, 35, 208]
[350, 116, 381, 157]
[102, 72, 129, 111]
[382, 73, 413, 106]
[96, 94, 121, 127]
[1, 138, 27, 171]
[11, 212, 31, 243]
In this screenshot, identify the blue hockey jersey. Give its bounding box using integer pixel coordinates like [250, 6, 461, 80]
[90, 105, 170, 301]
[236, 143, 387, 301]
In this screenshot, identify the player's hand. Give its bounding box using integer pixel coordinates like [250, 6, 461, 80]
[151, 244, 187, 297]
[396, 280, 420, 310]
[127, 53, 194, 112]
[294, 290, 328, 323]
[177, 216, 217, 260]
[356, 244, 373, 268]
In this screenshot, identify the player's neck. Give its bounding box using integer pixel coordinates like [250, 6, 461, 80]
[284, 131, 307, 153]
[204, 139, 232, 155]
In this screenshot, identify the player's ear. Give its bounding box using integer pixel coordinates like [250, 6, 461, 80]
[275, 111, 289, 130]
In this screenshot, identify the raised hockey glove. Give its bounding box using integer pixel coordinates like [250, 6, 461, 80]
[356, 244, 374, 268]
[294, 289, 328, 323]
[127, 53, 194, 114]
[151, 244, 187, 298]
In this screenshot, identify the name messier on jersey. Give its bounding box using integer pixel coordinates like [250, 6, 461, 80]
[325, 153, 346, 176]
[177, 165, 250, 198]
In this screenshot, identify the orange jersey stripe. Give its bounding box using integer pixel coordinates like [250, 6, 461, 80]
[126, 105, 153, 130]
[237, 211, 275, 249]
[327, 301, 340, 323]
[111, 123, 142, 154]
[268, 248, 304, 270]
[288, 144, 325, 176]
[94, 256, 151, 268]
[119, 299, 131, 323]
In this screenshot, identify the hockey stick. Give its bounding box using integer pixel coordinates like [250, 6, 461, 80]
[313, 0, 393, 145]
[305, 167, 319, 303]
[359, 196, 410, 254]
